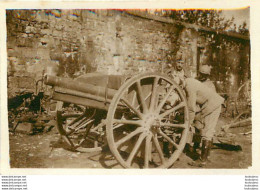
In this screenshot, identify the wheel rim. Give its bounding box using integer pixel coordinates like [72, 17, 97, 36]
[106, 73, 189, 168]
[56, 104, 105, 153]
[235, 80, 251, 115]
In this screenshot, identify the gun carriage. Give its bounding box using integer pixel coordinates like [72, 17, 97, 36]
[45, 72, 190, 168]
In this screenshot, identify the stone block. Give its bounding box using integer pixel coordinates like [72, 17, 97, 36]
[51, 10, 62, 18]
[8, 56, 19, 65]
[41, 29, 52, 35]
[36, 48, 50, 60]
[52, 30, 63, 38]
[25, 25, 36, 34]
[68, 14, 79, 21]
[55, 23, 64, 31]
[34, 11, 47, 22]
[20, 48, 38, 59]
[15, 123, 33, 134]
[17, 37, 34, 48]
[20, 33, 28, 38]
[83, 10, 98, 19]
[7, 48, 17, 57]
[50, 50, 62, 60]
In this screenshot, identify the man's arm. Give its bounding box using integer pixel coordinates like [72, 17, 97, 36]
[185, 84, 197, 123]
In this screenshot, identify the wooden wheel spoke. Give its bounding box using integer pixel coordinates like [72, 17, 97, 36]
[67, 113, 86, 126]
[113, 119, 142, 126]
[126, 133, 146, 166]
[66, 119, 94, 135]
[158, 130, 179, 150]
[78, 136, 103, 147]
[134, 92, 151, 111]
[136, 80, 148, 113]
[62, 135, 75, 148]
[78, 137, 87, 146]
[152, 134, 166, 164]
[149, 77, 159, 111]
[159, 102, 185, 118]
[121, 98, 143, 119]
[67, 116, 87, 130]
[90, 122, 105, 133]
[156, 85, 175, 113]
[61, 113, 82, 119]
[113, 123, 124, 130]
[144, 134, 152, 168]
[131, 91, 137, 106]
[115, 127, 143, 147]
[159, 122, 186, 129]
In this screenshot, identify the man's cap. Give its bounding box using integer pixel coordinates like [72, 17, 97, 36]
[199, 65, 212, 75]
[176, 59, 184, 64]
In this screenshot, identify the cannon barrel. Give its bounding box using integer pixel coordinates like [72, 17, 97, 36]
[44, 75, 119, 109]
[45, 75, 117, 99]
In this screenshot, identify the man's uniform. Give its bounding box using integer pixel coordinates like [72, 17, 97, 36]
[185, 78, 224, 141]
[193, 79, 216, 130]
[203, 80, 216, 92]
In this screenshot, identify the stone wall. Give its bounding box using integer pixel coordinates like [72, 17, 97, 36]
[6, 10, 182, 77]
[6, 9, 250, 98]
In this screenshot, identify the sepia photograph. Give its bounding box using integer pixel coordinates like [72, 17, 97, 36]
[5, 8, 251, 169]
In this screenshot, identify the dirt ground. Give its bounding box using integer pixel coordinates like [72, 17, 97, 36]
[9, 117, 252, 169]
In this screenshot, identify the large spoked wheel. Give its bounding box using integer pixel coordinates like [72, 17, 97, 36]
[106, 73, 189, 168]
[56, 102, 106, 153]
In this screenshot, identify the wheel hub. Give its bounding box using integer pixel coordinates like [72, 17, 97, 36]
[142, 113, 160, 133]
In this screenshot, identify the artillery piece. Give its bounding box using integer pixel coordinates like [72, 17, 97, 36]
[45, 72, 190, 168]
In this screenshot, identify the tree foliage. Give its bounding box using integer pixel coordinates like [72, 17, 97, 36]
[148, 9, 250, 92]
[158, 10, 249, 36]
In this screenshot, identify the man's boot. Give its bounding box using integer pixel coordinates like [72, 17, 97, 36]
[193, 142, 200, 152]
[188, 139, 211, 167]
[206, 139, 213, 159]
[200, 139, 211, 162]
[191, 131, 201, 153]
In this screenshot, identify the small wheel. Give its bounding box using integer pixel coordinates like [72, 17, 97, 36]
[56, 102, 106, 153]
[233, 110, 251, 123]
[235, 80, 251, 115]
[106, 73, 189, 168]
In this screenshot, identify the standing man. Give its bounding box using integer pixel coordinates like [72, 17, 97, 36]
[193, 64, 216, 151]
[166, 59, 187, 86]
[183, 77, 224, 167]
[197, 65, 215, 91]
